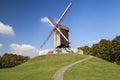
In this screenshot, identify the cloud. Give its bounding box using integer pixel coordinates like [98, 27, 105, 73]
[89, 39, 100, 44]
[0, 22, 15, 35]
[40, 17, 49, 23]
[0, 43, 3, 48]
[10, 43, 39, 57]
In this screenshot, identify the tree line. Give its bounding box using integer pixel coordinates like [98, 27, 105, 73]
[78, 36, 120, 64]
[0, 53, 30, 69]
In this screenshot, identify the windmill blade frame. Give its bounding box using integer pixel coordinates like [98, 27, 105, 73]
[47, 17, 69, 42]
[56, 2, 72, 26]
[40, 2, 72, 48]
[40, 30, 53, 48]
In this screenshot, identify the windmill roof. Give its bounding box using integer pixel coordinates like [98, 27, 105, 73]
[59, 25, 69, 31]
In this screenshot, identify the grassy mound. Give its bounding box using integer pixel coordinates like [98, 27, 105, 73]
[64, 57, 120, 80]
[0, 54, 88, 80]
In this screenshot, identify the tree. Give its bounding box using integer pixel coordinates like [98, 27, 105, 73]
[111, 36, 120, 64]
[91, 39, 112, 61]
[0, 53, 30, 69]
[77, 35, 120, 65]
[0, 56, 2, 68]
[78, 46, 92, 55]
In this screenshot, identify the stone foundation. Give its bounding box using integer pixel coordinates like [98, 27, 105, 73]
[39, 48, 83, 55]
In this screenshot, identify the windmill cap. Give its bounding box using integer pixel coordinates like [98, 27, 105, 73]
[58, 25, 69, 31]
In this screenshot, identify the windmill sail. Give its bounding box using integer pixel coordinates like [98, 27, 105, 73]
[40, 2, 72, 48]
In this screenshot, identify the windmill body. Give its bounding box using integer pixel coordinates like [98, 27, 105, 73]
[54, 25, 69, 48]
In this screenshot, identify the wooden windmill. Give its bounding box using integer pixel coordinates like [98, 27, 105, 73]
[40, 3, 72, 48]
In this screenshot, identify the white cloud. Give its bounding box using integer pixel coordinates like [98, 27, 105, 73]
[10, 43, 39, 57]
[0, 43, 3, 48]
[40, 17, 49, 23]
[89, 39, 100, 44]
[0, 22, 15, 35]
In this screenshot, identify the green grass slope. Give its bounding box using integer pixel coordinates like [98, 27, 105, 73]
[64, 57, 120, 80]
[0, 54, 88, 80]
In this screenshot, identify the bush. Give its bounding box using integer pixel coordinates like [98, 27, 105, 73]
[78, 36, 120, 65]
[0, 53, 30, 69]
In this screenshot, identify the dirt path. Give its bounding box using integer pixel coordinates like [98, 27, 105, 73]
[52, 56, 93, 80]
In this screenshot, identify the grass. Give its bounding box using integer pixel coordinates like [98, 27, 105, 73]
[1, 54, 120, 80]
[0, 54, 88, 80]
[64, 56, 120, 80]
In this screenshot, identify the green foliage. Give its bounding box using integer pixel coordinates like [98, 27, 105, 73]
[78, 46, 92, 55]
[92, 39, 112, 61]
[0, 53, 30, 68]
[111, 36, 120, 63]
[90, 36, 120, 64]
[0, 56, 2, 68]
[78, 36, 120, 64]
[64, 57, 120, 80]
[0, 54, 88, 80]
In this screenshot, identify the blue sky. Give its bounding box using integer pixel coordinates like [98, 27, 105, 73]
[0, 0, 120, 57]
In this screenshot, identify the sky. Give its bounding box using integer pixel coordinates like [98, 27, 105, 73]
[0, 0, 120, 57]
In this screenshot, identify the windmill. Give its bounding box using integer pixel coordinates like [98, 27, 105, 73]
[40, 2, 72, 49]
